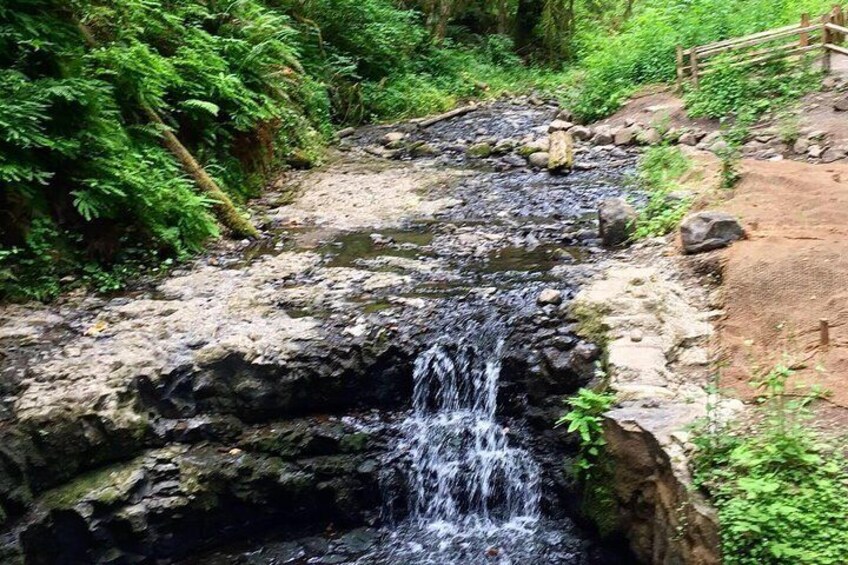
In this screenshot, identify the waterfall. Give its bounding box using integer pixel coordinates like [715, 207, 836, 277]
[403, 336, 541, 533]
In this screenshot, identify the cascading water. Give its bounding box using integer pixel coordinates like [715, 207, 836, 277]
[361, 320, 595, 564]
[405, 333, 540, 533]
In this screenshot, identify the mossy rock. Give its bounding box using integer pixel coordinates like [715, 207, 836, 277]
[40, 459, 145, 509]
[467, 142, 493, 158]
[570, 301, 612, 347]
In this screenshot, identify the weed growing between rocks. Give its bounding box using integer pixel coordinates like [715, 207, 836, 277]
[691, 360, 848, 564]
[557, 388, 620, 538]
[630, 145, 693, 239]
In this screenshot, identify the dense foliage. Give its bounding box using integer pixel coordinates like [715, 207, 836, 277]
[693, 364, 848, 564]
[564, 0, 836, 121]
[0, 0, 554, 301]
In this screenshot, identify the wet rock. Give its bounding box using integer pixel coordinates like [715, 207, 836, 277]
[548, 119, 573, 133]
[598, 198, 636, 247]
[528, 152, 550, 168]
[382, 132, 406, 146]
[537, 289, 563, 306]
[493, 139, 516, 154]
[518, 137, 549, 156]
[679, 211, 745, 254]
[410, 142, 437, 157]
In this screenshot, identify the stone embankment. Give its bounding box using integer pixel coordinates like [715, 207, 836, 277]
[571, 243, 742, 564]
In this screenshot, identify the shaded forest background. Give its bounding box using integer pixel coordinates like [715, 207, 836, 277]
[0, 0, 835, 300]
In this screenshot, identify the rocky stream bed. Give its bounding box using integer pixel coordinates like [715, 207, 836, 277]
[0, 98, 663, 564]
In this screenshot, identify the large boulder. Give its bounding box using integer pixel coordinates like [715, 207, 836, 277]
[598, 198, 637, 247]
[548, 131, 574, 172]
[548, 119, 573, 133]
[679, 211, 745, 254]
[569, 125, 592, 141]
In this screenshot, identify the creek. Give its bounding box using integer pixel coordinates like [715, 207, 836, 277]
[0, 98, 640, 564]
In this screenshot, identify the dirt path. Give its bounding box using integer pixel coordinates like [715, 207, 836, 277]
[718, 159, 848, 408]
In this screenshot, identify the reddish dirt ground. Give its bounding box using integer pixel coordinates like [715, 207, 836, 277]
[718, 159, 848, 408]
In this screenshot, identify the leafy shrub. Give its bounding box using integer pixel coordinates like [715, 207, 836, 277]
[632, 145, 693, 239]
[692, 363, 848, 564]
[557, 388, 616, 479]
[567, 0, 836, 122]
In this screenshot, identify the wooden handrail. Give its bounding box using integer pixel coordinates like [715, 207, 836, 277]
[826, 43, 848, 55]
[699, 44, 820, 74]
[688, 23, 799, 55]
[825, 22, 848, 34]
[695, 24, 821, 57]
[698, 40, 818, 68]
[678, 5, 846, 90]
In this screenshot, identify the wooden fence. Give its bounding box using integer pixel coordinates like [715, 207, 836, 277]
[677, 5, 848, 89]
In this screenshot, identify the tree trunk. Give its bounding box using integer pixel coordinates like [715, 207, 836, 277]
[74, 16, 259, 239]
[142, 106, 259, 239]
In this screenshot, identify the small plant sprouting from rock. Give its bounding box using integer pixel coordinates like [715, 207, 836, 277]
[691, 360, 848, 565]
[556, 388, 616, 480]
[631, 145, 693, 239]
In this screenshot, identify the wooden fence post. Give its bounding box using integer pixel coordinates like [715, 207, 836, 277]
[823, 14, 832, 73]
[690, 49, 700, 88]
[800, 13, 810, 46]
[834, 5, 845, 44]
[676, 45, 685, 91]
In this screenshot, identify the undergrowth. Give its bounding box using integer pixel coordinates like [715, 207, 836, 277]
[692, 362, 848, 564]
[564, 0, 835, 122]
[631, 145, 693, 239]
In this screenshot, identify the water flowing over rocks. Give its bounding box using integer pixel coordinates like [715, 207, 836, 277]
[0, 97, 706, 564]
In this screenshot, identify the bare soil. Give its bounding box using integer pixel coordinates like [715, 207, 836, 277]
[718, 159, 848, 408]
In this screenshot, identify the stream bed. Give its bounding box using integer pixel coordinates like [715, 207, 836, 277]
[0, 98, 642, 564]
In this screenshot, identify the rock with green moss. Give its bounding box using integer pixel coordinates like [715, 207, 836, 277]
[467, 142, 493, 158]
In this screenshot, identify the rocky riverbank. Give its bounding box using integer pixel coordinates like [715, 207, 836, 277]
[0, 97, 654, 563]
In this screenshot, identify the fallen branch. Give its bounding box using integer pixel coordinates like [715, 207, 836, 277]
[142, 106, 259, 239]
[418, 104, 478, 128]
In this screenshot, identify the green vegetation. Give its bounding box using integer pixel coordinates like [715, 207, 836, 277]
[0, 0, 566, 301]
[631, 145, 693, 239]
[564, 0, 835, 122]
[693, 363, 848, 564]
[2, 0, 836, 300]
[557, 388, 616, 479]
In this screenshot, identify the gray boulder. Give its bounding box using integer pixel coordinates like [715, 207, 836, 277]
[598, 198, 637, 247]
[833, 96, 848, 112]
[528, 152, 550, 168]
[569, 125, 592, 141]
[638, 128, 662, 146]
[679, 211, 745, 254]
[548, 119, 573, 133]
[678, 132, 698, 146]
[614, 126, 639, 146]
[591, 127, 614, 146]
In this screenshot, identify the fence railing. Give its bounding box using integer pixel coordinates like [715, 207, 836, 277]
[677, 5, 847, 89]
